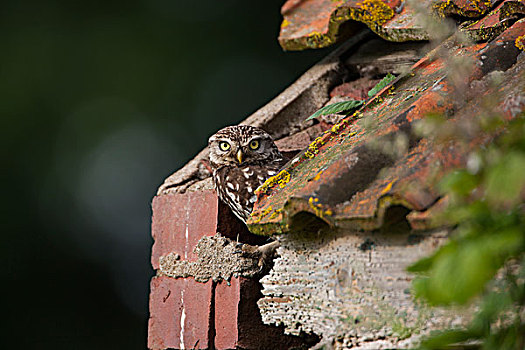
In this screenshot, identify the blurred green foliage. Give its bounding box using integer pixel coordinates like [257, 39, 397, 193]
[409, 115, 525, 349]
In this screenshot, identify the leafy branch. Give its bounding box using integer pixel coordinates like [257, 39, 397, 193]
[409, 114, 525, 350]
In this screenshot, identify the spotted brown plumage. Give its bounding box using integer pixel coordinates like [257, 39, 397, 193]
[208, 125, 286, 223]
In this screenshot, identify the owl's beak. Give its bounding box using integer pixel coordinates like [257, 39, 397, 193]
[236, 149, 244, 164]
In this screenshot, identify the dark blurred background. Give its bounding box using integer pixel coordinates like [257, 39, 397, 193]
[2, 0, 327, 348]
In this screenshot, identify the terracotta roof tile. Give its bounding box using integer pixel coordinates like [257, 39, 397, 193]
[159, 5, 524, 236]
[462, 0, 525, 41]
[278, 0, 525, 50]
[248, 18, 525, 234]
[279, 0, 425, 50]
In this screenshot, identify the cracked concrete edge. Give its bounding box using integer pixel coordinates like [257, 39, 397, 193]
[156, 30, 373, 195]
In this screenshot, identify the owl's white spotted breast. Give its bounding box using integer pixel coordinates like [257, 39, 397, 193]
[213, 161, 282, 223]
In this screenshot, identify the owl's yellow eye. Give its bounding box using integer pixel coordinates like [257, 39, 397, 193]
[219, 141, 231, 151]
[249, 139, 260, 150]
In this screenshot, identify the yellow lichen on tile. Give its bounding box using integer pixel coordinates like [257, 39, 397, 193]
[351, 110, 363, 119]
[305, 150, 315, 159]
[269, 208, 283, 220]
[249, 205, 274, 224]
[305, 136, 327, 159]
[255, 170, 291, 194]
[277, 170, 291, 188]
[354, 0, 394, 26]
[281, 19, 290, 28]
[305, 31, 335, 48]
[262, 206, 273, 216]
[516, 35, 525, 51]
[468, 0, 492, 15]
[433, 0, 452, 17]
[330, 119, 349, 134]
[433, 0, 491, 18]
[381, 179, 397, 195]
[308, 196, 326, 218]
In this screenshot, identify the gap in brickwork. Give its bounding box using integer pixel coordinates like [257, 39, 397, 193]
[216, 200, 269, 246]
[237, 278, 321, 349]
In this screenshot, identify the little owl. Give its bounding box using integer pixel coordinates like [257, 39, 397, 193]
[208, 125, 286, 223]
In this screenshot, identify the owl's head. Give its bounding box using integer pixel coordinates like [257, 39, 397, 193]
[208, 125, 281, 168]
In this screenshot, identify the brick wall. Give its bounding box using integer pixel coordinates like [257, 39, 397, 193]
[147, 189, 313, 349]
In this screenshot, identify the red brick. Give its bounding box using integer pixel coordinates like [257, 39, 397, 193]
[150, 191, 314, 349]
[148, 276, 213, 350]
[151, 190, 219, 269]
[214, 277, 315, 350]
[214, 279, 240, 349]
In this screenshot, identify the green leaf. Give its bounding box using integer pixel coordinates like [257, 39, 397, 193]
[411, 229, 523, 305]
[484, 151, 525, 206]
[420, 329, 477, 350]
[368, 73, 396, 97]
[406, 255, 435, 273]
[485, 324, 525, 350]
[305, 100, 364, 121]
[470, 288, 513, 334]
[439, 170, 479, 197]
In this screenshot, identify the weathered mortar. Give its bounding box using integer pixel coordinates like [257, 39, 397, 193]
[159, 234, 262, 283]
[258, 227, 472, 348]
